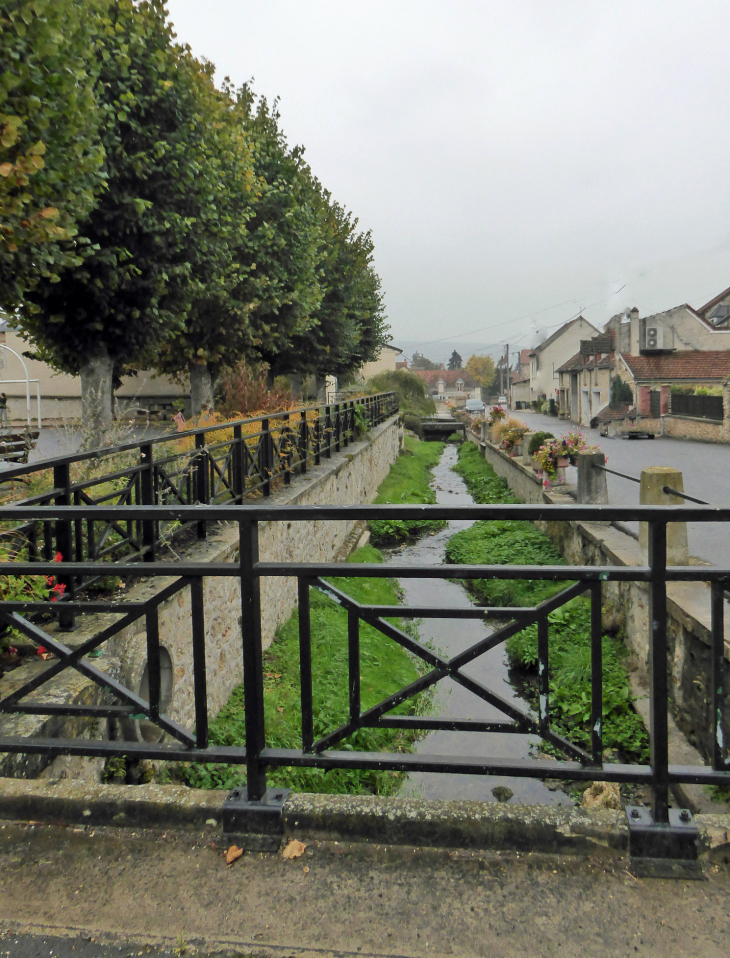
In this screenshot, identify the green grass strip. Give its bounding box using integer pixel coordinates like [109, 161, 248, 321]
[368, 434, 447, 543]
[446, 442, 648, 763]
[183, 545, 431, 795]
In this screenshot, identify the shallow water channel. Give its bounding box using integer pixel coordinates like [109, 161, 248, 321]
[385, 444, 572, 806]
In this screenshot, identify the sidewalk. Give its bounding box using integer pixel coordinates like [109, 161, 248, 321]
[1, 817, 730, 958]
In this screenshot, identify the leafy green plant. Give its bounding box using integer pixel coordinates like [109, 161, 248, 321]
[505, 600, 650, 762]
[528, 432, 554, 456]
[183, 545, 432, 795]
[368, 435, 446, 542]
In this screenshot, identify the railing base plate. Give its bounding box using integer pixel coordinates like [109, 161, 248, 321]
[626, 806, 702, 879]
[222, 786, 291, 851]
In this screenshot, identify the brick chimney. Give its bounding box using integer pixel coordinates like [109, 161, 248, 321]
[440, 363, 445, 371]
[629, 307, 640, 355]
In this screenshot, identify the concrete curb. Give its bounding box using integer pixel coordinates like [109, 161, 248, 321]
[3, 778, 730, 860]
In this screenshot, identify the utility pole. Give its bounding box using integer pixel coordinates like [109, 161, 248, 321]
[505, 343, 509, 401]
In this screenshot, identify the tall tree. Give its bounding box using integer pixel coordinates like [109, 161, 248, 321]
[447, 350, 462, 370]
[410, 351, 438, 370]
[0, 0, 108, 308]
[234, 89, 323, 384]
[19, 0, 227, 438]
[465, 354, 496, 390]
[268, 187, 388, 383]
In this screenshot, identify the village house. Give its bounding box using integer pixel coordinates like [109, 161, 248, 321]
[0, 319, 187, 423]
[509, 348, 532, 408]
[411, 365, 480, 403]
[525, 316, 599, 406]
[604, 289, 730, 356]
[359, 342, 404, 380]
[557, 332, 615, 425]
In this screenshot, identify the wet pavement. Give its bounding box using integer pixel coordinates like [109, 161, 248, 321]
[388, 444, 571, 806]
[512, 408, 730, 567]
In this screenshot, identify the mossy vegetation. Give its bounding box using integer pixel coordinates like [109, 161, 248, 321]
[368, 434, 447, 542]
[446, 442, 649, 763]
[183, 545, 431, 795]
[445, 442, 566, 607]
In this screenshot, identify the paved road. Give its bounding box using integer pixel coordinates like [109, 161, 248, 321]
[2, 821, 730, 958]
[512, 408, 730, 568]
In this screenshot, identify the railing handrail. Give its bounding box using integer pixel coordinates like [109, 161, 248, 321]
[0, 391, 397, 482]
[3, 502, 730, 522]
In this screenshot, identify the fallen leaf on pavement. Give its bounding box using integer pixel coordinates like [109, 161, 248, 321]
[282, 839, 307, 860]
[225, 845, 243, 865]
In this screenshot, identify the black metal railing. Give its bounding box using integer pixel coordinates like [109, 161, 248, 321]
[0, 502, 729, 826]
[0, 393, 398, 603]
[670, 393, 724, 422]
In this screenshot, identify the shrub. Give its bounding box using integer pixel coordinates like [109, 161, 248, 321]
[528, 431, 554, 456]
[217, 361, 293, 417]
[540, 400, 550, 414]
[368, 369, 436, 419]
[402, 412, 423, 437]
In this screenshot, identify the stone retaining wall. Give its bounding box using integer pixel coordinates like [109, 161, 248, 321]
[466, 428, 730, 765]
[662, 414, 725, 443]
[0, 416, 401, 776]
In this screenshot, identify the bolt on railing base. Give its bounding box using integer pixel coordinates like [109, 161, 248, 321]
[222, 786, 291, 852]
[625, 805, 703, 879]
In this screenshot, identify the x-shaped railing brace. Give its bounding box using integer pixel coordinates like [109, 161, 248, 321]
[311, 578, 592, 764]
[0, 577, 195, 748]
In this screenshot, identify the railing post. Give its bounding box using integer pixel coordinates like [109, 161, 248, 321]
[299, 410, 308, 474]
[140, 443, 156, 561]
[194, 432, 209, 539]
[232, 425, 244, 503]
[313, 411, 321, 466]
[334, 403, 341, 452]
[590, 581, 603, 765]
[239, 519, 267, 800]
[343, 402, 350, 448]
[648, 519, 670, 823]
[711, 581, 726, 770]
[53, 462, 74, 630]
[298, 577, 313, 751]
[324, 406, 332, 459]
[283, 414, 292, 484]
[260, 418, 272, 496]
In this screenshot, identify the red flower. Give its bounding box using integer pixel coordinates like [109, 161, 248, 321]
[54, 552, 63, 563]
[36, 645, 46, 656]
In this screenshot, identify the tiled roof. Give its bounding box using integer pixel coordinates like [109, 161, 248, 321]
[518, 348, 531, 365]
[697, 285, 730, 316]
[620, 351, 730, 381]
[411, 369, 477, 388]
[596, 403, 636, 422]
[556, 352, 582, 373]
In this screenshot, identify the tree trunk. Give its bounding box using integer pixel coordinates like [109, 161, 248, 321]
[314, 373, 326, 403]
[289, 372, 303, 402]
[79, 345, 113, 449]
[189, 362, 214, 417]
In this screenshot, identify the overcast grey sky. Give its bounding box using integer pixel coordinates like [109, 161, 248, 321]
[166, 1, 730, 358]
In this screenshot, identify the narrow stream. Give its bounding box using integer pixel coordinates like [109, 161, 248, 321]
[385, 444, 572, 806]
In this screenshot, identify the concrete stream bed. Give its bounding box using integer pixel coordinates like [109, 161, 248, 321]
[387, 444, 571, 806]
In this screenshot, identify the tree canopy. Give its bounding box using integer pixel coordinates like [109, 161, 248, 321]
[3, 0, 390, 427]
[410, 351, 439, 370]
[465, 354, 496, 389]
[0, 0, 108, 307]
[447, 350, 462, 370]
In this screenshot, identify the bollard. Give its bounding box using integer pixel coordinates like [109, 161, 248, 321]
[576, 451, 609, 504]
[522, 433, 534, 466]
[480, 421, 488, 443]
[639, 467, 689, 565]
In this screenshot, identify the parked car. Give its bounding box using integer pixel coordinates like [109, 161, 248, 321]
[465, 399, 485, 414]
[498, 396, 507, 405]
